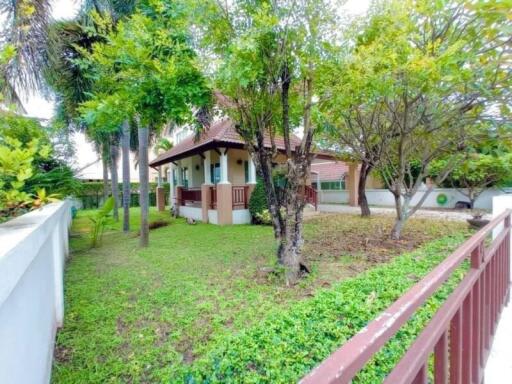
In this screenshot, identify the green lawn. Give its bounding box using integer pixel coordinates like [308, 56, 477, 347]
[52, 208, 469, 383]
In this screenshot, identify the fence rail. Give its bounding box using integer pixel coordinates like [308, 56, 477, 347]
[300, 209, 511, 384]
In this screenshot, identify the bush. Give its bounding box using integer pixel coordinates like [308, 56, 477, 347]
[248, 179, 268, 223]
[179, 234, 468, 383]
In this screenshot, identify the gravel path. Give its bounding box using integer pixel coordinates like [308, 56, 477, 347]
[317, 204, 491, 222]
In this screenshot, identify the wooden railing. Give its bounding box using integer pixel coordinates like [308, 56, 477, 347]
[304, 185, 318, 210]
[210, 186, 217, 209]
[179, 188, 202, 206]
[232, 185, 249, 209]
[300, 210, 511, 384]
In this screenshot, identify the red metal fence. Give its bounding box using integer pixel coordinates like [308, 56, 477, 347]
[300, 209, 511, 384]
[179, 188, 202, 206]
[232, 185, 249, 209]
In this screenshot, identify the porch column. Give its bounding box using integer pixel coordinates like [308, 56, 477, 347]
[217, 148, 232, 224]
[247, 153, 257, 201]
[157, 167, 162, 187]
[176, 162, 183, 186]
[219, 149, 229, 184]
[204, 151, 212, 185]
[169, 165, 175, 210]
[348, 162, 360, 207]
[156, 166, 165, 211]
[248, 155, 256, 184]
[201, 151, 212, 222]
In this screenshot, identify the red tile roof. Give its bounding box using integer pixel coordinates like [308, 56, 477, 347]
[310, 161, 348, 181]
[150, 118, 304, 166]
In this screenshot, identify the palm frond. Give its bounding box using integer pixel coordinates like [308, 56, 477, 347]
[0, 0, 52, 94]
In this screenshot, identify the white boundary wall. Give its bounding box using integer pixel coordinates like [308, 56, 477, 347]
[0, 201, 71, 384]
[319, 188, 512, 210]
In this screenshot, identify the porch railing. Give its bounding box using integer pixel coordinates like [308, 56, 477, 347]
[210, 186, 217, 209]
[179, 188, 202, 206]
[232, 185, 249, 209]
[304, 185, 318, 210]
[300, 209, 511, 384]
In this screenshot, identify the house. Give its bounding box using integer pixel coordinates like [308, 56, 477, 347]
[149, 118, 331, 224]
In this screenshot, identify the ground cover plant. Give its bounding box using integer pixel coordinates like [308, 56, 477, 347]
[52, 208, 469, 383]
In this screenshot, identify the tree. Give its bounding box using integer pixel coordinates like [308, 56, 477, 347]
[121, 120, 131, 232]
[323, 0, 511, 239]
[79, 3, 210, 246]
[431, 139, 512, 209]
[195, 0, 339, 284]
[0, 0, 52, 104]
[45, 1, 137, 229]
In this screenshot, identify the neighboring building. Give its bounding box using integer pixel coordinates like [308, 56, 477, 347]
[311, 161, 349, 191]
[150, 118, 330, 225]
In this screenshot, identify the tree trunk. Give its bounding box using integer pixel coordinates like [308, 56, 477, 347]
[279, 184, 307, 285]
[358, 161, 372, 217]
[390, 191, 404, 240]
[121, 120, 131, 233]
[390, 217, 404, 240]
[110, 143, 120, 222]
[102, 155, 109, 202]
[138, 125, 150, 247]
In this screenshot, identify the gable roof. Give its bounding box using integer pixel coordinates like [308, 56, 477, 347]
[150, 118, 305, 167]
[311, 161, 348, 181]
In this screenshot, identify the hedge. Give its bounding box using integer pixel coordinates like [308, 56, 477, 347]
[179, 233, 469, 383]
[77, 182, 170, 209]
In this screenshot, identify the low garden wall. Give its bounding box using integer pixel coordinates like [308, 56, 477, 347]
[319, 187, 512, 210]
[0, 201, 71, 383]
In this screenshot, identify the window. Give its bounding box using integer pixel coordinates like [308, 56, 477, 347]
[244, 160, 249, 183]
[181, 167, 189, 188]
[210, 163, 220, 184]
[320, 180, 345, 190]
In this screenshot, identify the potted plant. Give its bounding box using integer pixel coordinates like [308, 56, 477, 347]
[467, 209, 490, 229]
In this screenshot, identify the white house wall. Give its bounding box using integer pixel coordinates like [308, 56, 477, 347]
[232, 209, 251, 224]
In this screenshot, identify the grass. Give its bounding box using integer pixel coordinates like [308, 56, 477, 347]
[52, 208, 470, 383]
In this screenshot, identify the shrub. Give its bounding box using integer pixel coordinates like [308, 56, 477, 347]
[248, 179, 268, 222]
[89, 196, 115, 247]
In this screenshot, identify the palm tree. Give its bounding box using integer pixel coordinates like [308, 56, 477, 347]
[44, 1, 137, 221]
[0, 0, 52, 104]
[121, 120, 131, 232]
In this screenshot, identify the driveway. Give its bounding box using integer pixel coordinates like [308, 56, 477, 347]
[317, 204, 491, 222]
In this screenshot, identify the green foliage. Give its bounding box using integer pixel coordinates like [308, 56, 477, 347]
[0, 111, 80, 220]
[248, 179, 268, 222]
[77, 5, 211, 133]
[181, 235, 468, 383]
[89, 196, 115, 247]
[24, 157, 83, 196]
[0, 112, 51, 217]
